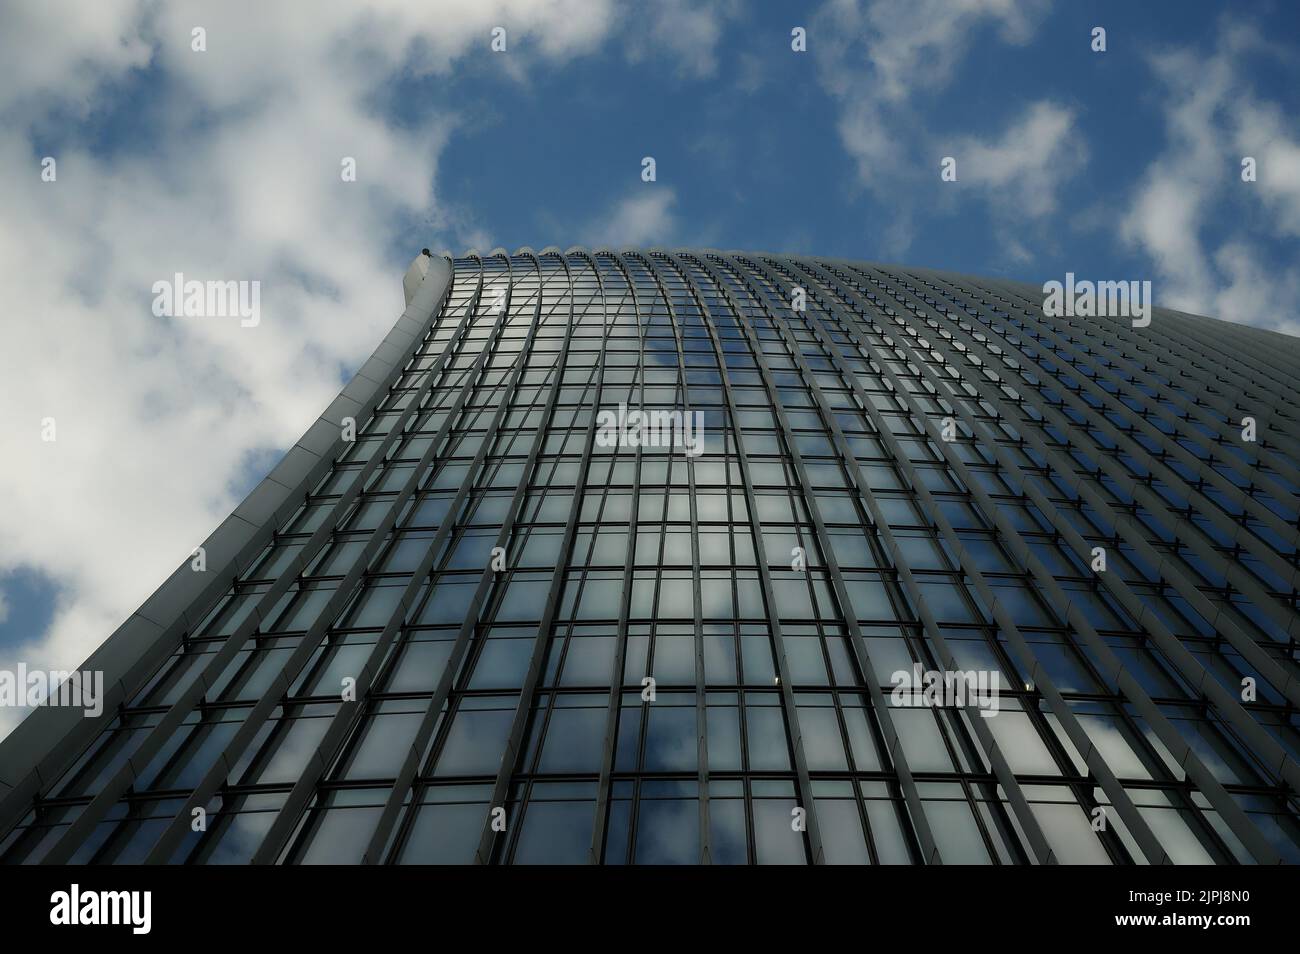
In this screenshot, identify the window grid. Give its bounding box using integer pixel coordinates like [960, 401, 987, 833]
[3, 250, 1296, 867]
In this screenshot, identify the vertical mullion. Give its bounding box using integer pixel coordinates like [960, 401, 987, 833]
[737, 253, 1168, 864]
[927, 272, 1300, 638]
[670, 259, 711, 867]
[359, 251, 568, 863]
[977, 276, 1300, 441]
[927, 272, 1300, 559]
[707, 252, 1040, 864]
[143, 256, 524, 864]
[985, 275, 1300, 418]
[860, 264, 1300, 716]
[622, 250, 712, 862]
[802, 258, 1287, 862]
[473, 250, 613, 864]
[1122, 296, 1300, 412]
[586, 252, 654, 862]
[703, 253, 946, 863]
[661, 251, 827, 865]
[39, 255, 472, 866]
[241, 255, 535, 864]
[950, 273, 1300, 486]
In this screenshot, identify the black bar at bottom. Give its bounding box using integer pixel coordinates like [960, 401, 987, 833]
[0, 862, 1281, 941]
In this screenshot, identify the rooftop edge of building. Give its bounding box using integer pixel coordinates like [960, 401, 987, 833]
[428, 246, 1300, 347]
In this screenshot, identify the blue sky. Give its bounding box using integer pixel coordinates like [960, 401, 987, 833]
[414, 1, 1300, 291]
[0, 0, 1297, 738]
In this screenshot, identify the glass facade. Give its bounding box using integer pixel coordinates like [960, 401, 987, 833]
[2, 248, 1298, 865]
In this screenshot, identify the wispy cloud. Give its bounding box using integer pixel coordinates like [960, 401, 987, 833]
[949, 101, 1086, 220]
[0, 0, 626, 738]
[623, 0, 741, 79]
[1121, 22, 1300, 331]
[584, 188, 679, 248]
[812, 0, 1052, 187]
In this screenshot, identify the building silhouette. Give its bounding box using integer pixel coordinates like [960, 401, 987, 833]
[2, 248, 1297, 864]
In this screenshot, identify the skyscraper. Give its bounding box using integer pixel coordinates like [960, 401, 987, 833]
[2, 248, 1297, 865]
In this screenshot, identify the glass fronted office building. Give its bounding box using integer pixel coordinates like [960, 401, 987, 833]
[1, 248, 1297, 865]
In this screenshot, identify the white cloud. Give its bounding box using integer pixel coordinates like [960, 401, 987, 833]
[1236, 103, 1300, 236]
[0, 0, 153, 115]
[0, 0, 626, 739]
[950, 100, 1087, 219]
[1208, 243, 1300, 337]
[810, 0, 1065, 263]
[585, 188, 679, 248]
[1120, 23, 1300, 331]
[624, 0, 740, 79]
[812, 0, 1051, 186]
